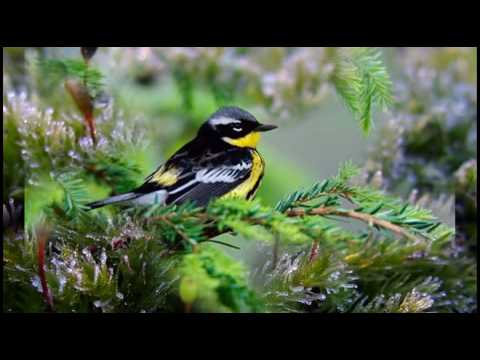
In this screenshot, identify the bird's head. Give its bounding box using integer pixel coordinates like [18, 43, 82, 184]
[199, 106, 278, 148]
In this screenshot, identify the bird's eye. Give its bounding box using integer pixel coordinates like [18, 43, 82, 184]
[233, 127, 242, 132]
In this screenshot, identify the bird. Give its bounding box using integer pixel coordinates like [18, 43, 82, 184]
[86, 106, 278, 210]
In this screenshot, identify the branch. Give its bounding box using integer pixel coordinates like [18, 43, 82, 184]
[206, 240, 241, 250]
[37, 228, 54, 311]
[64, 79, 96, 145]
[156, 215, 196, 246]
[285, 206, 420, 242]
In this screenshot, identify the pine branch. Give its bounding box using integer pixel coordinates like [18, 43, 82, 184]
[285, 206, 420, 242]
[332, 47, 393, 135]
[5, 47, 472, 313]
[275, 160, 360, 212]
[55, 173, 90, 217]
[36, 49, 103, 144]
[274, 162, 454, 246]
[37, 58, 104, 96]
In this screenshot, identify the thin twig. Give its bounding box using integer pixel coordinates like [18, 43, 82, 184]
[148, 213, 225, 239]
[158, 215, 195, 246]
[308, 240, 319, 263]
[37, 228, 54, 312]
[207, 240, 240, 250]
[146, 201, 420, 248]
[64, 79, 96, 145]
[286, 206, 420, 242]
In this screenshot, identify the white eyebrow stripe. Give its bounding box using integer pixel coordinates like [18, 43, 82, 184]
[209, 116, 241, 126]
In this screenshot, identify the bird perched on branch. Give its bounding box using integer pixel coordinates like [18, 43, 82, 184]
[87, 106, 277, 209]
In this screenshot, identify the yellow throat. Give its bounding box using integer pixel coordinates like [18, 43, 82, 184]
[222, 131, 261, 148]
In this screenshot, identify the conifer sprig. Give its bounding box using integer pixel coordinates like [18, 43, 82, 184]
[37, 58, 104, 96]
[4, 47, 472, 313]
[332, 48, 393, 134]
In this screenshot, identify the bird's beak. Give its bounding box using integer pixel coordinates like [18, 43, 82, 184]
[256, 123, 278, 132]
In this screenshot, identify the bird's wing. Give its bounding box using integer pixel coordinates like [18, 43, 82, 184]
[166, 160, 252, 206]
[134, 148, 253, 207]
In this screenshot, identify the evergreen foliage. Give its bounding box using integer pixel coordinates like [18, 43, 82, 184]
[3, 47, 475, 313]
[332, 48, 393, 134]
[365, 47, 477, 259]
[36, 57, 104, 97]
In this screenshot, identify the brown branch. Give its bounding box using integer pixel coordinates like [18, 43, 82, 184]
[308, 240, 320, 263]
[64, 79, 96, 145]
[286, 206, 420, 242]
[144, 201, 420, 246]
[37, 228, 54, 312]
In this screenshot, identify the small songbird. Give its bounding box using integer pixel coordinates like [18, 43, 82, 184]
[86, 106, 277, 210]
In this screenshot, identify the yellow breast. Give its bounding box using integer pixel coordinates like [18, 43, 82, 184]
[221, 150, 265, 200]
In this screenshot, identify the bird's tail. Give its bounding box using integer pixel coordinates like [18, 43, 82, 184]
[86, 192, 140, 210]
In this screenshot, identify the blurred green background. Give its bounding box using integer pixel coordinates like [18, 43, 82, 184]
[3, 47, 476, 225]
[3, 47, 382, 207]
[3, 47, 477, 313]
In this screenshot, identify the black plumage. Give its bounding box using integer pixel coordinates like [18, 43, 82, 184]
[137, 145, 254, 206]
[86, 106, 277, 209]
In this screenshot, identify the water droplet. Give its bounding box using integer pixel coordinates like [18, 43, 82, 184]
[93, 299, 111, 309]
[100, 249, 107, 267]
[93, 265, 100, 284]
[31, 275, 42, 293]
[58, 275, 67, 294]
[82, 247, 93, 262]
[67, 150, 82, 161]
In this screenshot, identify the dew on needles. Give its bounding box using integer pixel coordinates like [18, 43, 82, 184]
[3, 47, 475, 313]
